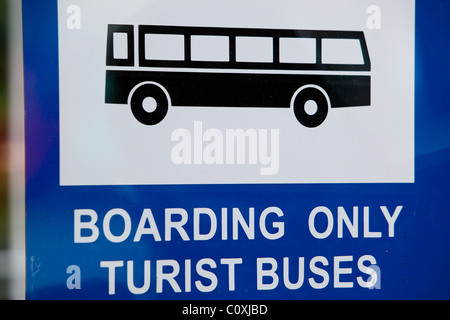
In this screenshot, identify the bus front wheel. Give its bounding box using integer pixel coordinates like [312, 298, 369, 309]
[292, 86, 329, 128]
[129, 82, 169, 125]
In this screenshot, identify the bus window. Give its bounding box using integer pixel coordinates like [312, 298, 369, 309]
[191, 35, 229, 62]
[106, 24, 134, 67]
[145, 33, 184, 61]
[113, 33, 129, 59]
[279, 37, 316, 64]
[322, 38, 364, 65]
[236, 37, 273, 63]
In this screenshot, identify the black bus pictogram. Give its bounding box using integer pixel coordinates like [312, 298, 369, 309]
[105, 25, 371, 127]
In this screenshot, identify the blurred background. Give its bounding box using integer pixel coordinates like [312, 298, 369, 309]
[0, 0, 26, 300]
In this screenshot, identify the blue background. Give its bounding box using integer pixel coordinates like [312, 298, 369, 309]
[23, 0, 450, 299]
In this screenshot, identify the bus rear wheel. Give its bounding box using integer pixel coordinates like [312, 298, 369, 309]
[292, 86, 329, 128]
[130, 82, 169, 125]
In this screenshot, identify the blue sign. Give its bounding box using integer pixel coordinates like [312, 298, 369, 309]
[24, 0, 450, 300]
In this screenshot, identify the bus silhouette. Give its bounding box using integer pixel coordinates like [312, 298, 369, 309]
[105, 25, 371, 127]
